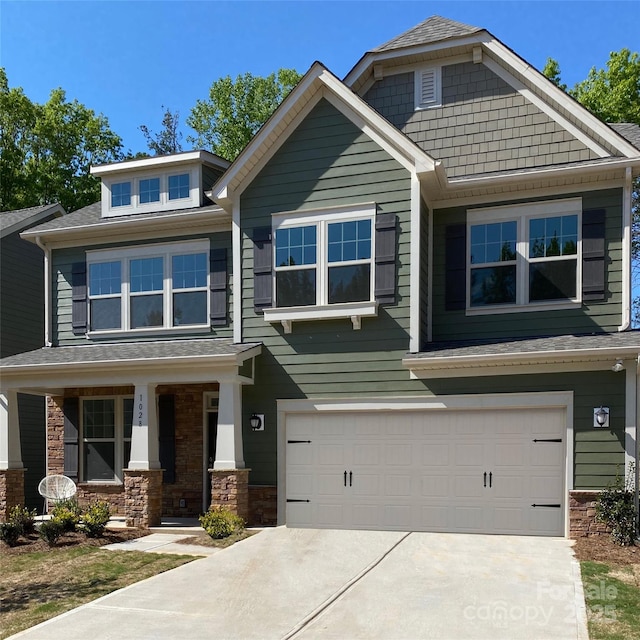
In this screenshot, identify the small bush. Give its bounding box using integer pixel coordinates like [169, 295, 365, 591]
[51, 498, 81, 533]
[9, 505, 37, 535]
[595, 465, 638, 546]
[0, 522, 22, 546]
[81, 500, 111, 538]
[39, 520, 64, 547]
[199, 506, 245, 539]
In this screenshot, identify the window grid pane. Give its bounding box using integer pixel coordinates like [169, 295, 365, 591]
[529, 215, 578, 259]
[168, 173, 190, 200]
[172, 253, 207, 289]
[275, 226, 316, 267]
[83, 399, 115, 440]
[327, 220, 371, 263]
[470, 221, 516, 265]
[111, 182, 131, 207]
[140, 178, 160, 204]
[89, 262, 121, 296]
[130, 257, 164, 292]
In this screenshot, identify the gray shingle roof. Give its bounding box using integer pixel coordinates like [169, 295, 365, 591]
[0, 339, 261, 369]
[407, 331, 640, 360]
[0, 203, 64, 237]
[22, 201, 226, 235]
[372, 15, 481, 52]
[608, 123, 640, 152]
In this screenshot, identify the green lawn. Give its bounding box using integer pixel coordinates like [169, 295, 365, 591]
[581, 561, 640, 640]
[0, 546, 194, 639]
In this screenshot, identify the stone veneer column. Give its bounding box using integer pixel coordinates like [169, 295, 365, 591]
[124, 469, 163, 528]
[0, 469, 25, 522]
[210, 469, 250, 522]
[569, 490, 610, 538]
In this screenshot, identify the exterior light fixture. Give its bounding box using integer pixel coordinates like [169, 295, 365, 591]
[250, 413, 264, 431]
[593, 406, 610, 428]
[612, 360, 624, 373]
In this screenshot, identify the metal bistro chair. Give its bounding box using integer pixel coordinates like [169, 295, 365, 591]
[38, 474, 77, 513]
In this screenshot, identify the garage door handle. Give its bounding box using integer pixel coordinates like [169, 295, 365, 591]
[533, 438, 562, 443]
[483, 472, 487, 487]
[344, 470, 347, 487]
[489, 472, 492, 488]
[531, 504, 561, 508]
[349, 471, 353, 487]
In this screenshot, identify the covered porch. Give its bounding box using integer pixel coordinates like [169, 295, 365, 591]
[0, 338, 261, 527]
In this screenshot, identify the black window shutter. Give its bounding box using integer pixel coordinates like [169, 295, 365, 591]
[582, 209, 606, 302]
[253, 227, 273, 311]
[158, 394, 176, 484]
[63, 397, 79, 483]
[210, 248, 228, 326]
[71, 262, 87, 334]
[374, 213, 397, 305]
[445, 224, 467, 310]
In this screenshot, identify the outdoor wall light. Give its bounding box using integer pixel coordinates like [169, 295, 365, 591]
[612, 359, 625, 373]
[593, 406, 610, 428]
[250, 413, 265, 431]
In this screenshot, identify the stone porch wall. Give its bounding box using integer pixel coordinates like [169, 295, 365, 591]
[248, 485, 277, 526]
[0, 469, 25, 522]
[569, 490, 610, 538]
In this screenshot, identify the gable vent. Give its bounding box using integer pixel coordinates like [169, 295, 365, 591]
[416, 68, 441, 109]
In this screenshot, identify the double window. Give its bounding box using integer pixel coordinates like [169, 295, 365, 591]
[273, 207, 374, 308]
[468, 199, 581, 309]
[87, 240, 209, 333]
[81, 397, 132, 483]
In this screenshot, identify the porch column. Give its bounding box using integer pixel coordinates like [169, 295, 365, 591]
[213, 381, 245, 469]
[0, 390, 25, 521]
[125, 383, 162, 528]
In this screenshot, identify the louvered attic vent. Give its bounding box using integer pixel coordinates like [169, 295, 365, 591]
[415, 67, 441, 109]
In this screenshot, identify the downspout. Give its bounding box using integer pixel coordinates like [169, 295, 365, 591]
[232, 195, 242, 344]
[34, 235, 51, 347]
[619, 167, 632, 331]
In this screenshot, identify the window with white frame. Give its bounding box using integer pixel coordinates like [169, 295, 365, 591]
[415, 66, 442, 109]
[168, 173, 190, 200]
[468, 199, 581, 309]
[81, 397, 132, 482]
[139, 177, 160, 204]
[87, 240, 209, 333]
[111, 181, 131, 208]
[273, 206, 374, 308]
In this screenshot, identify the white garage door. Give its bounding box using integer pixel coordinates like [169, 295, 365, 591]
[286, 407, 565, 536]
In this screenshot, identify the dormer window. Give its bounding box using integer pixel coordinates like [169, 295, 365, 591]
[168, 173, 190, 200]
[415, 67, 442, 109]
[139, 178, 160, 204]
[111, 182, 131, 208]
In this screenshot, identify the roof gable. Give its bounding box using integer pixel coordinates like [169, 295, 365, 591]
[0, 203, 65, 239]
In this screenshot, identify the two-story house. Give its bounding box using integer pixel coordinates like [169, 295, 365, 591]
[1, 16, 639, 536]
[0, 204, 65, 512]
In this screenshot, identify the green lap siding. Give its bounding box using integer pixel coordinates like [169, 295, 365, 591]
[431, 188, 623, 342]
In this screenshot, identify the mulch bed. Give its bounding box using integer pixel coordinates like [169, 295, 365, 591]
[0, 528, 149, 555]
[573, 535, 640, 566]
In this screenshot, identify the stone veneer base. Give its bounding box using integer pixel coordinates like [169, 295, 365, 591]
[210, 469, 250, 522]
[124, 469, 163, 528]
[569, 490, 610, 538]
[0, 468, 25, 522]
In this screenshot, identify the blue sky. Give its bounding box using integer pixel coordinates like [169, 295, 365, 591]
[1, 0, 638, 153]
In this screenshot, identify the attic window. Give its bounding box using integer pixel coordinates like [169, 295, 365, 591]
[415, 67, 441, 110]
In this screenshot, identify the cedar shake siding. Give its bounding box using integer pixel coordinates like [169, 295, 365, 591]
[363, 62, 599, 178]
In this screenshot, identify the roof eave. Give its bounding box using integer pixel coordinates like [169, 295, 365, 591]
[0, 203, 66, 239]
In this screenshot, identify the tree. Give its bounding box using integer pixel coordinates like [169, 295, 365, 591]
[543, 51, 640, 324]
[187, 69, 302, 161]
[0, 68, 123, 213]
[139, 106, 183, 156]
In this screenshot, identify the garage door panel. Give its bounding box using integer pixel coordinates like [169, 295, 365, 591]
[285, 406, 565, 536]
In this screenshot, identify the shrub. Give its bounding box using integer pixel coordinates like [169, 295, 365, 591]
[199, 506, 245, 539]
[0, 522, 21, 546]
[9, 505, 37, 535]
[39, 520, 64, 547]
[51, 498, 81, 533]
[81, 500, 111, 538]
[595, 465, 638, 546]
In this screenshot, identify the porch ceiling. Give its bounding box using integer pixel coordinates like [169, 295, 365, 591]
[0, 339, 262, 391]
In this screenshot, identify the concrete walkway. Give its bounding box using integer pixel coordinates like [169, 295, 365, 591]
[9, 528, 588, 640]
[102, 532, 219, 556]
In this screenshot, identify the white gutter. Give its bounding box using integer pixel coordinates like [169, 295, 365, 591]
[34, 236, 51, 347]
[619, 167, 633, 331]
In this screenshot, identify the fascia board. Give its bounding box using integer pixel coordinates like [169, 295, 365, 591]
[91, 150, 229, 175]
[343, 32, 490, 87]
[20, 208, 231, 246]
[403, 345, 640, 371]
[1, 204, 65, 239]
[483, 40, 640, 159]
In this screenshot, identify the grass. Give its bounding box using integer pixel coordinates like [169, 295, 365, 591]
[0, 545, 194, 639]
[580, 561, 640, 640]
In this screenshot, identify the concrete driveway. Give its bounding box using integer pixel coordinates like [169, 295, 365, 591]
[10, 527, 588, 640]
